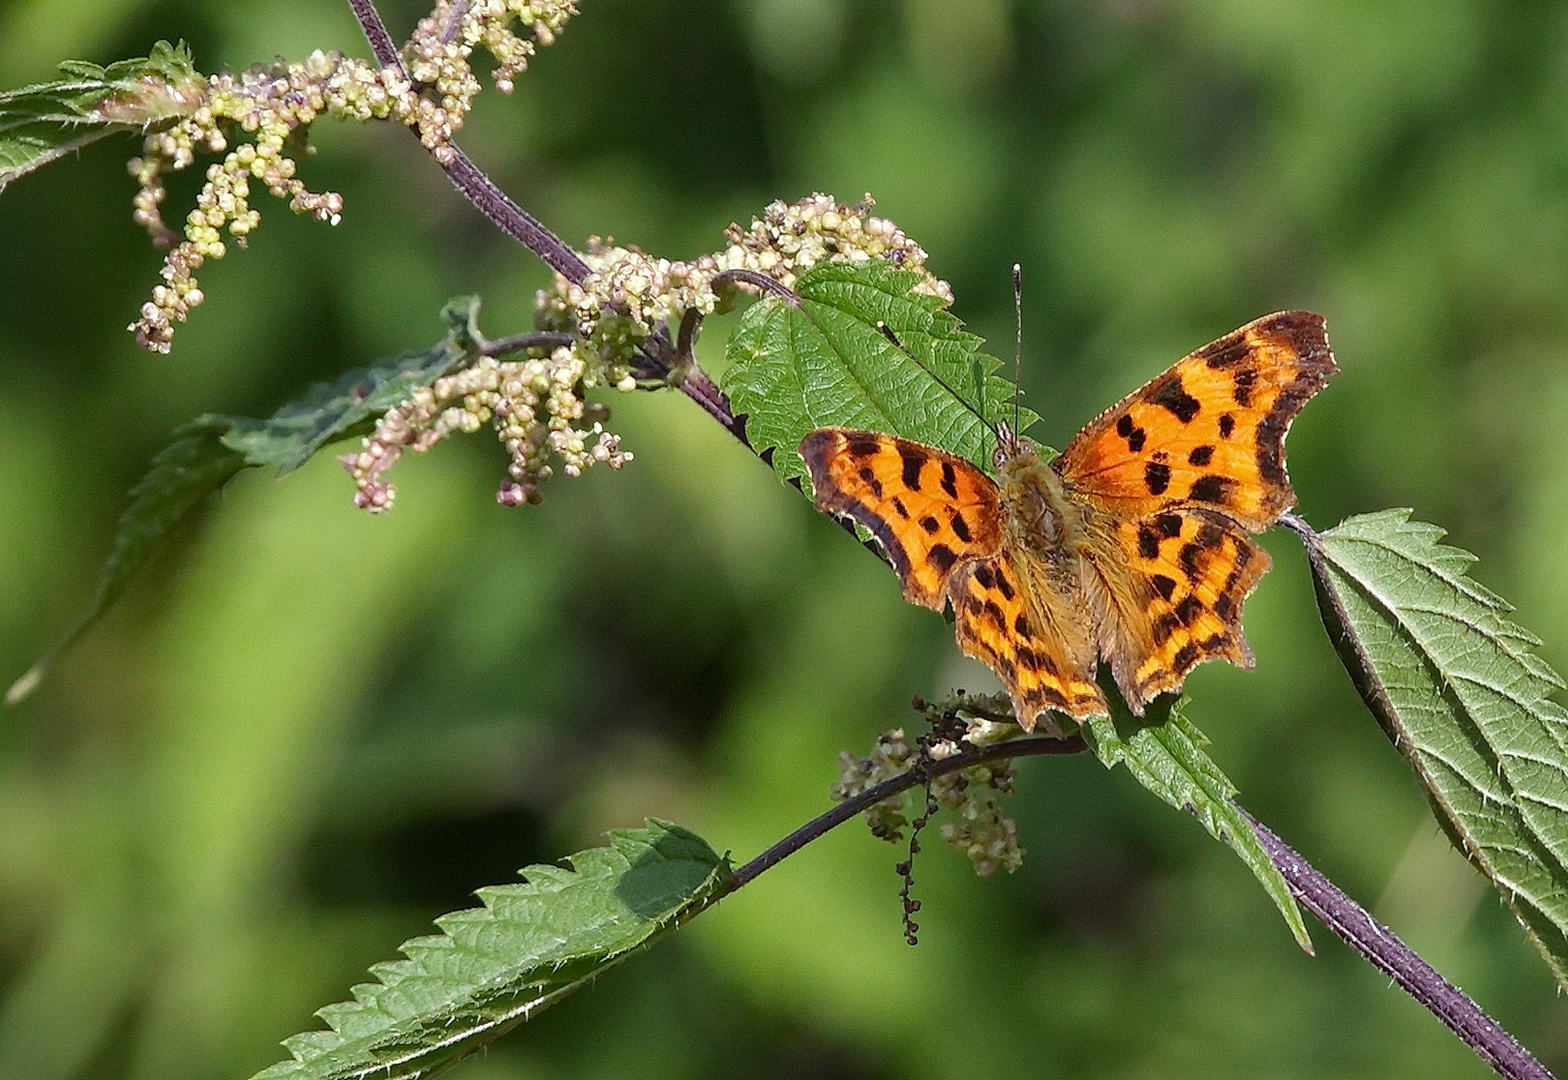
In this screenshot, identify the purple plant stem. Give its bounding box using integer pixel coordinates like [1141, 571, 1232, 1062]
[1246, 812, 1552, 1080]
[679, 367, 749, 446]
[346, 0, 590, 285]
[441, 147, 592, 283]
[348, 0, 401, 67]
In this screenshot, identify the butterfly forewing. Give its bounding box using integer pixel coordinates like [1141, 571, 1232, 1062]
[1055, 311, 1337, 530]
[801, 428, 1003, 609]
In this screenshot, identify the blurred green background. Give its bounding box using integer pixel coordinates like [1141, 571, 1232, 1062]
[2, 0, 1568, 1077]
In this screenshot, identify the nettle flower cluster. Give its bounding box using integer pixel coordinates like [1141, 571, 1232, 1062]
[834, 696, 1025, 878]
[341, 345, 631, 512]
[352, 194, 953, 511]
[127, 0, 577, 352]
[533, 193, 952, 364]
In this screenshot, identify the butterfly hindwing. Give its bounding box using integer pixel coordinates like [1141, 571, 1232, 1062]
[800, 428, 1003, 609]
[1103, 506, 1271, 711]
[1054, 311, 1337, 530]
[951, 553, 1105, 729]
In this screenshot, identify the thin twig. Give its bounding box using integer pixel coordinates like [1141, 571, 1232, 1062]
[442, 147, 592, 283]
[712, 268, 802, 306]
[679, 366, 749, 445]
[729, 732, 1555, 1080]
[481, 330, 576, 356]
[440, 0, 471, 44]
[1245, 811, 1554, 1080]
[729, 734, 1087, 888]
[348, 0, 401, 67]
[347, 0, 591, 283]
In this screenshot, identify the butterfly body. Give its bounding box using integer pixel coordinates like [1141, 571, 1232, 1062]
[799, 311, 1338, 731]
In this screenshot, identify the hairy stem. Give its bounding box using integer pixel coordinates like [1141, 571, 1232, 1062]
[348, 0, 591, 284]
[348, 0, 401, 67]
[481, 330, 577, 357]
[679, 366, 749, 445]
[1246, 812, 1552, 1080]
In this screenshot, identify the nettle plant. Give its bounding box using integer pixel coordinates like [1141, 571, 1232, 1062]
[3, 4, 1566, 1079]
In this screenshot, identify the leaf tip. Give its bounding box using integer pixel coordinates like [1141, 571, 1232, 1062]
[5, 663, 44, 706]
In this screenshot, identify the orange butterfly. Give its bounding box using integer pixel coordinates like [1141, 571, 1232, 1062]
[799, 311, 1337, 731]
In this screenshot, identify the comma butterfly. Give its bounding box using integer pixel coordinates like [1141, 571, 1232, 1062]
[799, 311, 1338, 730]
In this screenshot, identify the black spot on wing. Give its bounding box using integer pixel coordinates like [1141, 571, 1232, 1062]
[1200, 633, 1229, 654]
[1190, 474, 1230, 504]
[1219, 413, 1235, 439]
[1151, 574, 1177, 601]
[950, 512, 973, 543]
[1040, 686, 1069, 708]
[1232, 370, 1256, 406]
[1196, 520, 1225, 549]
[1187, 445, 1214, 466]
[1137, 525, 1160, 560]
[973, 563, 995, 590]
[1154, 513, 1182, 538]
[1174, 594, 1203, 625]
[982, 599, 1006, 629]
[1173, 642, 1200, 671]
[1232, 542, 1253, 572]
[1178, 541, 1205, 579]
[891, 496, 909, 519]
[900, 444, 927, 490]
[993, 565, 1016, 601]
[919, 515, 940, 534]
[940, 460, 959, 499]
[929, 543, 958, 576]
[1145, 461, 1171, 495]
[1115, 415, 1147, 452]
[857, 466, 883, 498]
[1148, 374, 1201, 423]
[1014, 612, 1030, 637]
[1213, 593, 1234, 620]
[1201, 335, 1250, 368]
[847, 435, 882, 459]
[1152, 612, 1180, 646]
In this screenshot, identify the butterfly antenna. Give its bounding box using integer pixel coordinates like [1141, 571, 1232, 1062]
[1012, 263, 1023, 439]
[876, 321, 999, 439]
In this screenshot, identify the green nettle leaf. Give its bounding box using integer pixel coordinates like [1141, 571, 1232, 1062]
[6, 298, 484, 705]
[0, 41, 203, 191]
[251, 821, 732, 1080]
[216, 295, 484, 474]
[1304, 509, 1568, 988]
[720, 261, 1041, 488]
[1081, 686, 1314, 952]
